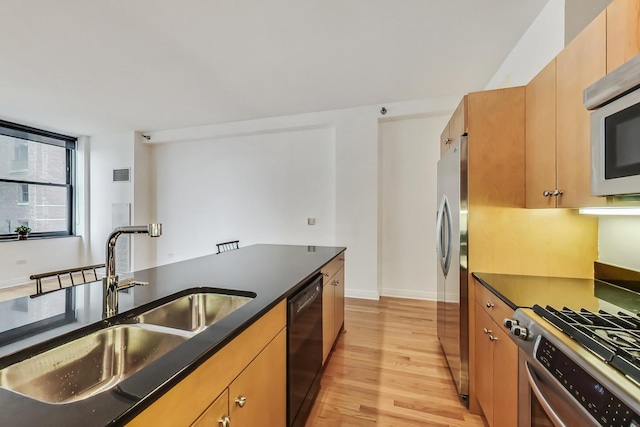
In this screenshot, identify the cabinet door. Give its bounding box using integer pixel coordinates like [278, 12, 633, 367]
[333, 267, 345, 342]
[229, 328, 287, 427]
[607, 0, 640, 73]
[491, 322, 518, 427]
[450, 97, 467, 141]
[526, 59, 557, 208]
[440, 122, 452, 157]
[475, 303, 494, 427]
[191, 390, 229, 427]
[322, 282, 335, 364]
[556, 11, 606, 208]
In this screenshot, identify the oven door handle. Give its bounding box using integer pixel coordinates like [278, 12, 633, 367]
[524, 361, 567, 427]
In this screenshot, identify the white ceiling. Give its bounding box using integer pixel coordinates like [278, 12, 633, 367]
[0, 0, 549, 136]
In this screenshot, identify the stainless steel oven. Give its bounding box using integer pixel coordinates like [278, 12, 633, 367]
[510, 307, 640, 427]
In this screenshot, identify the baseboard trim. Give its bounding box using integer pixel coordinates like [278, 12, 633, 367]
[344, 289, 379, 300]
[380, 289, 437, 301]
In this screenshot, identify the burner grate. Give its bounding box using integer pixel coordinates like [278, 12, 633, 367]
[533, 304, 640, 383]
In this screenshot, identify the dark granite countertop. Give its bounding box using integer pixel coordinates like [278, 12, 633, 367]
[472, 272, 640, 315]
[0, 244, 345, 427]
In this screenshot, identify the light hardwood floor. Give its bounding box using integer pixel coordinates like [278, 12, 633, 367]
[307, 297, 486, 427]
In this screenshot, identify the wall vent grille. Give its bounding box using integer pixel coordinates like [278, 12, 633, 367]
[113, 168, 131, 182]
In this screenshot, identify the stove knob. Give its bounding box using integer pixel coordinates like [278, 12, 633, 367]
[511, 325, 528, 340]
[503, 318, 518, 329]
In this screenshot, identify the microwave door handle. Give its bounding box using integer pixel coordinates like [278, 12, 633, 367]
[524, 361, 567, 427]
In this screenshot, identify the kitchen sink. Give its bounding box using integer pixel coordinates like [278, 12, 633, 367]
[134, 292, 253, 333]
[0, 324, 189, 404]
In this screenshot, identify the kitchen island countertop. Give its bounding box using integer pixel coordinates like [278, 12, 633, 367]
[0, 244, 345, 426]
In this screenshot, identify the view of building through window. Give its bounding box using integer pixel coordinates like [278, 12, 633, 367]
[0, 123, 75, 238]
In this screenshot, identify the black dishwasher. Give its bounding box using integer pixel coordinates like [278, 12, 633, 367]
[288, 273, 323, 427]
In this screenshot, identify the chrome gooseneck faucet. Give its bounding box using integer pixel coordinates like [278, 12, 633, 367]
[103, 223, 162, 317]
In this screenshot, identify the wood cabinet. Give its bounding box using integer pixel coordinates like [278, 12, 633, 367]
[607, 0, 640, 73]
[474, 280, 518, 427]
[322, 254, 345, 364]
[555, 10, 606, 208]
[128, 300, 287, 427]
[228, 329, 287, 427]
[440, 97, 468, 157]
[192, 390, 228, 427]
[526, 59, 557, 208]
[526, 10, 606, 208]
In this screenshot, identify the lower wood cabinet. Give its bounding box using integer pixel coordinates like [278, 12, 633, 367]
[192, 390, 229, 427]
[228, 329, 286, 426]
[474, 301, 518, 427]
[128, 300, 286, 427]
[322, 259, 345, 364]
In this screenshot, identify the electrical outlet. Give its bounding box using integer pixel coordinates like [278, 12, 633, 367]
[16, 259, 26, 265]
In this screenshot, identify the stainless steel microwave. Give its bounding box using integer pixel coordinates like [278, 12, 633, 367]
[585, 53, 640, 196]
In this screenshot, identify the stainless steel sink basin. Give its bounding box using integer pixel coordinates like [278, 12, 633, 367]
[135, 292, 253, 333]
[0, 324, 189, 404]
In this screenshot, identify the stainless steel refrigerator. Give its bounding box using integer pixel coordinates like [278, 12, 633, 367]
[436, 135, 469, 404]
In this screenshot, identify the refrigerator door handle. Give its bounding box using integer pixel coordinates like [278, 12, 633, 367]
[436, 195, 452, 277]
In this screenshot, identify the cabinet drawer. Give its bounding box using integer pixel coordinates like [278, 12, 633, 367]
[474, 279, 514, 329]
[321, 254, 345, 284]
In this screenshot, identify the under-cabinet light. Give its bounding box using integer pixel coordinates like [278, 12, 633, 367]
[578, 207, 640, 216]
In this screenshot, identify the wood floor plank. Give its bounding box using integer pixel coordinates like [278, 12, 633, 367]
[306, 297, 486, 427]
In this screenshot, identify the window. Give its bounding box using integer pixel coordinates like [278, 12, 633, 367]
[0, 119, 76, 239]
[19, 184, 29, 204]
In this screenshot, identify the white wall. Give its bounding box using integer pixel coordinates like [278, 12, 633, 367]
[485, 0, 565, 90]
[153, 126, 336, 265]
[148, 96, 459, 300]
[378, 115, 447, 300]
[88, 132, 135, 266]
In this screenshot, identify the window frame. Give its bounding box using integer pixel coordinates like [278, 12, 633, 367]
[0, 119, 76, 240]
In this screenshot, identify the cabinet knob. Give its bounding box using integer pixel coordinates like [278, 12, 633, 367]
[324, 273, 329, 278]
[332, 280, 339, 286]
[235, 396, 247, 408]
[482, 327, 492, 334]
[543, 190, 552, 197]
[445, 138, 452, 144]
[218, 416, 231, 427]
[485, 301, 494, 308]
[552, 189, 563, 197]
[489, 335, 498, 342]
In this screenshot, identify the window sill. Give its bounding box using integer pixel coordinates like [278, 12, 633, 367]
[0, 234, 79, 243]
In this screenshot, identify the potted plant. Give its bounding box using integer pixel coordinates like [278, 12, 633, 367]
[15, 225, 31, 240]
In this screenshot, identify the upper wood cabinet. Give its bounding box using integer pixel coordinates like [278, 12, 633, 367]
[526, 59, 557, 208]
[555, 10, 606, 208]
[440, 97, 468, 157]
[607, 0, 640, 73]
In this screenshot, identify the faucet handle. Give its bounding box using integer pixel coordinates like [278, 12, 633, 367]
[148, 223, 162, 237]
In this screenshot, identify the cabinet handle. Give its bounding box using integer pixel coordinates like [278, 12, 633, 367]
[332, 280, 339, 287]
[482, 327, 491, 334]
[552, 189, 563, 197]
[218, 416, 230, 427]
[543, 190, 552, 197]
[485, 301, 494, 308]
[235, 396, 247, 408]
[445, 138, 452, 144]
[324, 273, 329, 278]
[489, 335, 498, 342]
